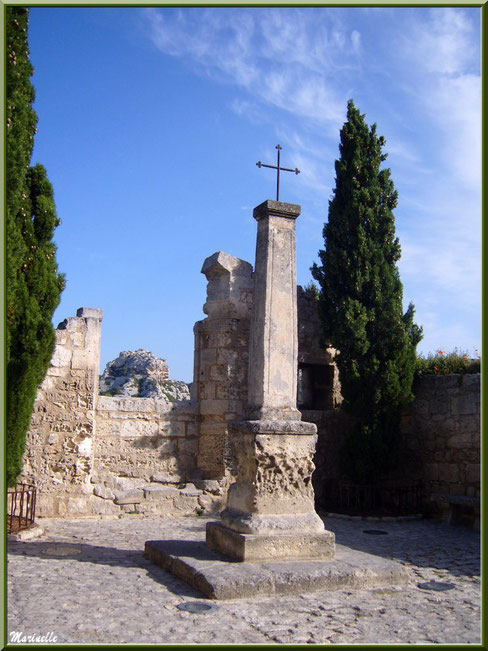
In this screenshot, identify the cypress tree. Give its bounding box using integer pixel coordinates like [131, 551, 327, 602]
[6, 7, 65, 487]
[311, 100, 422, 484]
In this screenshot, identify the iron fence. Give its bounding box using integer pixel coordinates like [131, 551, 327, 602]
[7, 483, 37, 534]
[321, 478, 423, 515]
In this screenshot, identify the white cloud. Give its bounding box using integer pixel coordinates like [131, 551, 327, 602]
[142, 6, 481, 356]
[432, 74, 481, 189]
[143, 8, 359, 128]
[399, 8, 481, 188]
[351, 30, 361, 53]
[404, 8, 477, 76]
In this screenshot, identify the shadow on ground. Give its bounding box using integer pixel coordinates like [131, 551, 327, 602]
[7, 515, 480, 595]
[7, 539, 202, 599]
[323, 517, 480, 578]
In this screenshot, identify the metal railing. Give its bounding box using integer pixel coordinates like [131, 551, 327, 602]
[321, 478, 423, 516]
[7, 483, 37, 534]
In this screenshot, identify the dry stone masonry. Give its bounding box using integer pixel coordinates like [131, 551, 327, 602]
[20, 308, 103, 517]
[19, 311, 221, 518]
[193, 252, 253, 480]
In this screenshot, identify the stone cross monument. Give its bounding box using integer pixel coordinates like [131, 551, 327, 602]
[206, 200, 335, 561]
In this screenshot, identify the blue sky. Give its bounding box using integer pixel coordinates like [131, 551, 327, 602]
[27, 6, 481, 383]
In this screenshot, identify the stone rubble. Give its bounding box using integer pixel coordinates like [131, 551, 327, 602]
[7, 515, 480, 645]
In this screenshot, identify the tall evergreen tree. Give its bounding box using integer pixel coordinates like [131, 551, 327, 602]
[6, 7, 65, 487]
[312, 100, 422, 483]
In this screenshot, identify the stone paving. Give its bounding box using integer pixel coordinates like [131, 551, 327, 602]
[7, 514, 481, 645]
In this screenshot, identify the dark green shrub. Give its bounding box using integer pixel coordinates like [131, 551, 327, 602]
[6, 8, 64, 486]
[312, 100, 422, 484]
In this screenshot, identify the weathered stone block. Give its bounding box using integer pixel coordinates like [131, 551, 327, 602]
[150, 472, 181, 484]
[450, 394, 479, 415]
[215, 383, 242, 400]
[198, 494, 223, 514]
[437, 463, 459, 483]
[65, 496, 94, 516]
[179, 483, 202, 496]
[113, 489, 144, 505]
[206, 521, 335, 562]
[93, 484, 115, 500]
[199, 381, 216, 400]
[143, 484, 179, 499]
[447, 431, 473, 448]
[465, 463, 480, 483]
[194, 479, 225, 494]
[172, 494, 200, 514]
[209, 365, 230, 382]
[71, 349, 97, 370]
[200, 399, 242, 416]
[177, 439, 198, 455]
[216, 349, 239, 365]
[185, 423, 199, 438]
[164, 421, 186, 438]
[431, 399, 449, 415]
[145, 539, 408, 600]
[51, 346, 72, 368]
[177, 453, 197, 473]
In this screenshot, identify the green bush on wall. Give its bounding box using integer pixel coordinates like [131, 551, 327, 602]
[415, 349, 480, 378]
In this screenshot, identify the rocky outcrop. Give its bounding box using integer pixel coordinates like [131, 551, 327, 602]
[99, 350, 190, 402]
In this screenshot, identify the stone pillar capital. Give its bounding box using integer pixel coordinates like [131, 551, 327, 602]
[253, 200, 301, 222]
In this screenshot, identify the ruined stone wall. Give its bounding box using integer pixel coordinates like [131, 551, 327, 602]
[297, 287, 342, 411]
[192, 253, 341, 480]
[21, 267, 478, 522]
[92, 396, 215, 515]
[21, 308, 223, 518]
[19, 308, 103, 517]
[193, 252, 253, 479]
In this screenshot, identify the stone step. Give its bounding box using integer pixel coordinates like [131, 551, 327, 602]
[144, 538, 409, 600]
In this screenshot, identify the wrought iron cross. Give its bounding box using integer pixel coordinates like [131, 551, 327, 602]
[256, 144, 300, 201]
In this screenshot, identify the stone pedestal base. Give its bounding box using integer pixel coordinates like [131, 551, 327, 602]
[205, 417, 335, 562]
[145, 537, 409, 600]
[206, 521, 335, 562]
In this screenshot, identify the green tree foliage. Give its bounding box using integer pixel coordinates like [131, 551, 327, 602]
[6, 7, 65, 486]
[312, 100, 422, 483]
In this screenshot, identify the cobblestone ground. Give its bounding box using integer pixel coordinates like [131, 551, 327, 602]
[7, 515, 480, 645]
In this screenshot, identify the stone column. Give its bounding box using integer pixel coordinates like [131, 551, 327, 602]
[206, 201, 335, 561]
[247, 201, 300, 421]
